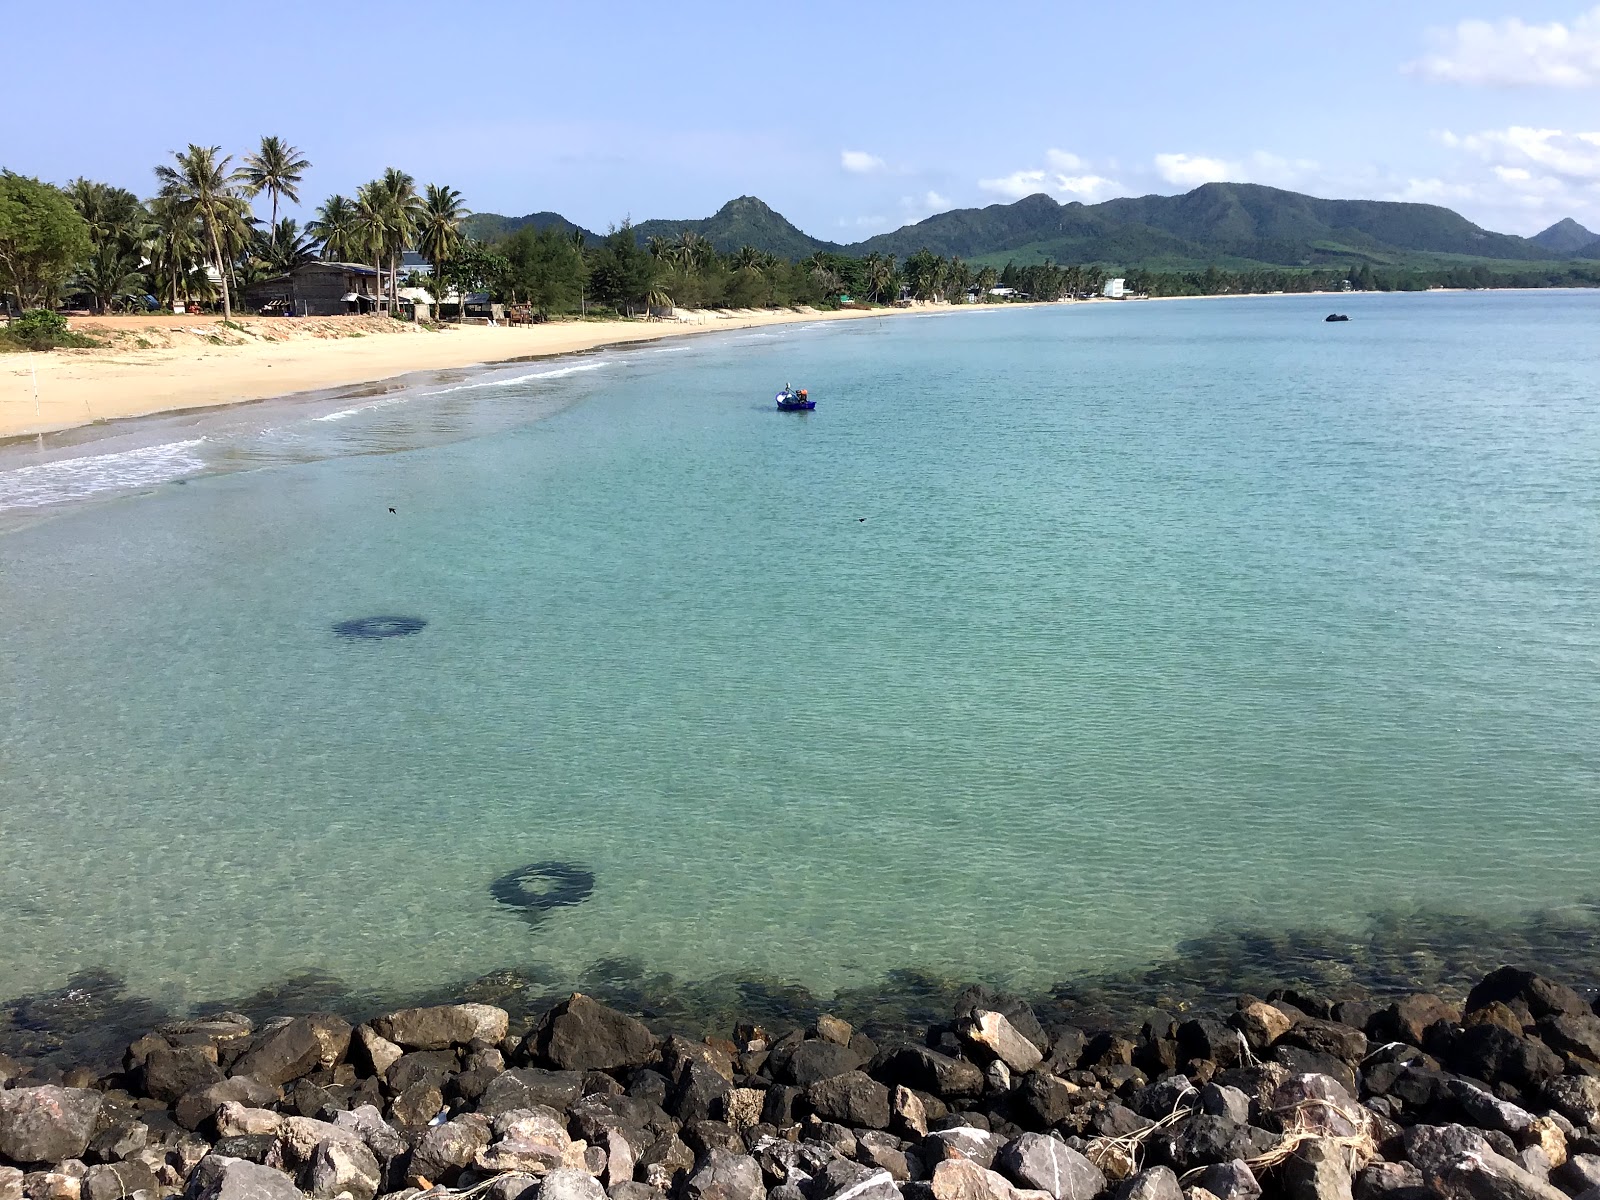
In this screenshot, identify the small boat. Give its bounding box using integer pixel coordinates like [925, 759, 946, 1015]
[1324, 313, 1351, 322]
[775, 385, 814, 411]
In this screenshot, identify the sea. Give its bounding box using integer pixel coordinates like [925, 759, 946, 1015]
[2, 292, 1598, 1026]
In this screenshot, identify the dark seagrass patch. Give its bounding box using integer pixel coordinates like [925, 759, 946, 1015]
[332, 615, 428, 640]
[491, 861, 596, 923]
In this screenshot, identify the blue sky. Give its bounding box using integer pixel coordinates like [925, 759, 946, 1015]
[9, 1, 1600, 239]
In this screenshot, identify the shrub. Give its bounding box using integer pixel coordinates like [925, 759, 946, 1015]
[1, 308, 100, 351]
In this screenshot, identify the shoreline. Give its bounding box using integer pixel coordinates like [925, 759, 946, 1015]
[0, 303, 1015, 443]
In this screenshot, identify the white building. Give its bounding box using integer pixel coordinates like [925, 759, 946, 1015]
[1103, 277, 1127, 299]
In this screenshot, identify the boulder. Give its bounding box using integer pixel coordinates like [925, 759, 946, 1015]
[1185, 1162, 1260, 1200]
[817, 1017, 855, 1047]
[808, 1073, 892, 1131]
[953, 991, 1050, 1055]
[685, 1150, 767, 1200]
[1231, 1005, 1292, 1053]
[931, 1157, 1050, 1200]
[389, 1082, 443, 1128]
[1448, 1026, 1565, 1089]
[1371, 996, 1459, 1048]
[670, 1062, 732, 1124]
[872, 1047, 984, 1100]
[331, 1106, 409, 1163]
[925, 1128, 1005, 1171]
[176, 1078, 282, 1133]
[1280, 1020, 1368, 1066]
[1177, 1020, 1245, 1070]
[142, 1046, 225, 1104]
[0, 1168, 21, 1200]
[813, 1160, 900, 1200]
[638, 1131, 695, 1190]
[1541, 1079, 1600, 1129]
[386, 1050, 458, 1095]
[1538, 1014, 1600, 1066]
[0, 1087, 105, 1165]
[1445, 1082, 1534, 1135]
[1554, 1157, 1600, 1194]
[1115, 1169, 1181, 1200]
[1014, 1074, 1078, 1131]
[214, 1106, 284, 1139]
[601, 1128, 639, 1190]
[779, 1043, 865, 1088]
[188, 1158, 300, 1200]
[21, 1170, 80, 1200]
[352, 1027, 405, 1079]
[726, 1089, 765, 1131]
[539, 1169, 606, 1200]
[475, 1107, 576, 1175]
[307, 1138, 381, 1200]
[84, 1122, 149, 1167]
[960, 1014, 1044, 1076]
[371, 1004, 509, 1052]
[525, 995, 655, 1072]
[1465, 971, 1591, 1024]
[995, 1134, 1105, 1200]
[1282, 1139, 1353, 1200]
[1352, 1162, 1428, 1200]
[478, 1069, 586, 1117]
[231, 1015, 351, 1087]
[81, 1163, 158, 1200]
[893, 1087, 930, 1139]
[1198, 1086, 1250, 1126]
[567, 1093, 673, 1143]
[1405, 1124, 1569, 1200]
[406, 1116, 491, 1187]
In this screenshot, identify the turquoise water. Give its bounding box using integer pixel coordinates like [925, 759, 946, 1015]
[2, 293, 1598, 1012]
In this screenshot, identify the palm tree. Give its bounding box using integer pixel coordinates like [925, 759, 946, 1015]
[354, 182, 393, 312]
[154, 144, 243, 321]
[415, 184, 469, 291]
[975, 265, 998, 301]
[259, 219, 316, 274]
[240, 137, 310, 247]
[146, 194, 208, 312]
[733, 245, 763, 272]
[863, 253, 898, 303]
[375, 168, 422, 311]
[308, 194, 361, 262]
[67, 180, 148, 312]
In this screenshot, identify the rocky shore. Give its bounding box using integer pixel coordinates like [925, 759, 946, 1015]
[4, 967, 1600, 1200]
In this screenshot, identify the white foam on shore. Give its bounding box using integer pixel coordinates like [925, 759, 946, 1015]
[310, 395, 412, 423]
[421, 360, 613, 397]
[0, 439, 206, 511]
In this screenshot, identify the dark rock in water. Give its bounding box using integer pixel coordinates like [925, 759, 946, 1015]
[1188, 1160, 1263, 1200]
[0, 1086, 104, 1164]
[952, 989, 1050, 1055]
[869, 1046, 982, 1099]
[995, 1133, 1105, 1200]
[489, 862, 596, 923]
[476, 1068, 585, 1117]
[1324, 314, 1350, 322]
[778, 1042, 863, 1087]
[371, 1004, 508, 1052]
[529, 994, 656, 1072]
[1448, 1025, 1564, 1088]
[331, 616, 427, 640]
[189, 1158, 300, 1200]
[1371, 995, 1460, 1047]
[1466, 969, 1592, 1024]
[1178, 1018, 1245, 1069]
[230, 1015, 351, 1088]
[806, 1071, 891, 1130]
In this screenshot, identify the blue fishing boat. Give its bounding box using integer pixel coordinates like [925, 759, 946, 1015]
[776, 384, 814, 411]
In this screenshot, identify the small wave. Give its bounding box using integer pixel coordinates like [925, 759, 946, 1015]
[0, 440, 207, 511]
[421, 360, 613, 397]
[311, 395, 412, 423]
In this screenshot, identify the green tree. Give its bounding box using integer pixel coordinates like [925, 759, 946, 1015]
[375, 168, 422, 311]
[416, 184, 469, 287]
[587, 221, 655, 314]
[145, 194, 207, 311]
[440, 241, 508, 322]
[308, 194, 361, 262]
[240, 137, 310, 247]
[66, 179, 147, 312]
[502, 225, 586, 315]
[353, 181, 393, 309]
[154, 145, 243, 321]
[0, 171, 90, 311]
[974, 265, 998, 300]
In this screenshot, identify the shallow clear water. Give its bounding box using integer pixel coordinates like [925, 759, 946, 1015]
[2, 293, 1598, 1012]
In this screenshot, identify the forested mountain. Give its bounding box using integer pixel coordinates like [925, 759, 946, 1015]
[468, 184, 1598, 271]
[630, 196, 837, 259]
[1531, 218, 1598, 256]
[461, 210, 599, 244]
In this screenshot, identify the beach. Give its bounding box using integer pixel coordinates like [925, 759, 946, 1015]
[0, 305, 967, 441]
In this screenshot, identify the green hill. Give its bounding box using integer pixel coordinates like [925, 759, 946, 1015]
[629, 196, 837, 258]
[466, 184, 1587, 272]
[461, 210, 600, 244]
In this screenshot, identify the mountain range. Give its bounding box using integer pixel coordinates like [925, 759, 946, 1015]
[464, 185, 1600, 270]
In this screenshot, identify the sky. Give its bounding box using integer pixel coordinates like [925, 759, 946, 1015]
[7, 1, 1600, 241]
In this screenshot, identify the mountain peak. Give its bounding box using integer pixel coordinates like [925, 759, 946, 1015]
[1532, 217, 1598, 255]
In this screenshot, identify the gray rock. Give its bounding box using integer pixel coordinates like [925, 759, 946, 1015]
[780, 1043, 865, 1088]
[671, 1062, 732, 1125]
[308, 1137, 381, 1200]
[475, 1106, 574, 1175]
[478, 1069, 587, 1118]
[1265, 1076, 1362, 1139]
[210, 1136, 277, 1165]
[231, 1015, 352, 1088]
[331, 1106, 409, 1163]
[1542, 1080, 1600, 1129]
[808, 1073, 892, 1131]
[529, 995, 656, 1073]
[1199, 1086, 1251, 1126]
[81, 1163, 158, 1200]
[389, 1082, 444, 1129]
[870, 1048, 983, 1100]
[610, 1185, 661, 1200]
[995, 1133, 1105, 1200]
[1447, 1082, 1535, 1136]
[482, 1176, 540, 1200]
[0, 1088, 105, 1165]
[20, 1170, 80, 1200]
[142, 1047, 225, 1105]
[1186, 1163, 1260, 1200]
[352, 1027, 405, 1079]
[0, 1168, 21, 1200]
[638, 1131, 695, 1188]
[214, 1105, 284, 1140]
[685, 1150, 767, 1200]
[601, 1128, 639, 1190]
[1554, 1156, 1600, 1194]
[372, 1004, 508, 1052]
[406, 1116, 491, 1186]
[892, 1088, 928, 1139]
[986, 1063, 1012, 1095]
[1115, 1169, 1181, 1200]
[1283, 1140, 1352, 1200]
[176, 1078, 282, 1133]
[1404, 1125, 1568, 1200]
[817, 1018, 855, 1047]
[85, 1123, 150, 1167]
[857, 1133, 911, 1183]
[567, 1093, 672, 1143]
[814, 1160, 900, 1200]
[959, 1014, 1044, 1076]
[188, 1159, 300, 1200]
[385, 1050, 457, 1095]
[1352, 1162, 1427, 1200]
[930, 1157, 1022, 1200]
[541, 1169, 606, 1200]
[924, 1128, 1004, 1171]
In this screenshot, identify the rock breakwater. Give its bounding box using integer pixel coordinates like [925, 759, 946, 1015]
[3, 968, 1600, 1200]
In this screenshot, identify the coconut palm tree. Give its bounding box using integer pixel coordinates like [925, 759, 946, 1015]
[374, 168, 422, 312]
[154, 144, 243, 321]
[259, 219, 317, 274]
[354, 182, 393, 311]
[308, 194, 361, 262]
[67, 180, 148, 312]
[146, 194, 209, 312]
[240, 137, 310, 247]
[863, 253, 898, 303]
[733, 245, 764, 272]
[415, 184, 469, 291]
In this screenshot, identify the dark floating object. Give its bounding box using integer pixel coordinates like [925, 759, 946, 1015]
[388, 507, 396, 514]
[1325, 313, 1351, 322]
[490, 861, 596, 924]
[332, 615, 427, 640]
[775, 385, 815, 411]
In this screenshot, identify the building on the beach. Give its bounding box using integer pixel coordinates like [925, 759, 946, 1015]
[240, 262, 389, 316]
[1103, 278, 1127, 299]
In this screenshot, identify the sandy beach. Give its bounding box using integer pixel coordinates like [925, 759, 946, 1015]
[0, 305, 962, 441]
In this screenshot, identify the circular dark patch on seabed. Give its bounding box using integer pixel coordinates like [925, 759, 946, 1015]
[332, 616, 428, 640]
[491, 862, 596, 924]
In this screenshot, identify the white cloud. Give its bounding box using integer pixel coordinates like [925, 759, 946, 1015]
[1445, 126, 1600, 177]
[841, 150, 886, 174]
[1154, 153, 1236, 186]
[1407, 7, 1600, 87]
[979, 152, 1122, 202]
[922, 191, 951, 210]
